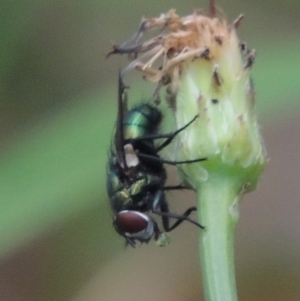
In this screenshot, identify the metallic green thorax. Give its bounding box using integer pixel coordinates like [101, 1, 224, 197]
[122, 104, 162, 140]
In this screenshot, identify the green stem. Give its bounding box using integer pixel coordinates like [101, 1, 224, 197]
[197, 175, 241, 301]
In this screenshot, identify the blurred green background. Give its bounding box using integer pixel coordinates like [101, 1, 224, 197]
[0, 0, 299, 300]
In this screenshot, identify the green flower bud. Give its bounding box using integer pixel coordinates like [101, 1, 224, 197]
[172, 21, 266, 193]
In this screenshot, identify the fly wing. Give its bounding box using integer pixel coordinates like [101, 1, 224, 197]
[114, 72, 128, 169]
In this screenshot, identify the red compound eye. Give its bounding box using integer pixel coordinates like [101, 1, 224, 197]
[115, 211, 149, 234]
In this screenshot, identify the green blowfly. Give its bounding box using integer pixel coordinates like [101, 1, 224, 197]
[106, 74, 206, 247]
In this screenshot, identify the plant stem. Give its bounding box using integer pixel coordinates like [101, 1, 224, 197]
[197, 175, 241, 301]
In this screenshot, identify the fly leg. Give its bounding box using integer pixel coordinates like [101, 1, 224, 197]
[129, 115, 207, 163]
[137, 153, 206, 165]
[155, 115, 199, 152]
[151, 191, 205, 231]
[129, 115, 199, 151]
[163, 185, 191, 191]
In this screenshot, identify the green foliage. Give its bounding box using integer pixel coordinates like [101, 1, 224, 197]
[0, 91, 114, 256]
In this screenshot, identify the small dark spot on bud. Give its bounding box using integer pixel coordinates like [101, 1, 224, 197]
[244, 50, 256, 69]
[239, 42, 246, 52]
[195, 47, 210, 60]
[211, 99, 218, 104]
[200, 47, 210, 59]
[213, 66, 223, 86]
[167, 47, 176, 58]
[214, 35, 223, 45]
[238, 114, 244, 123]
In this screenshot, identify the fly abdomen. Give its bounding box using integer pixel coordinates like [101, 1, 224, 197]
[123, 104, 162, 140]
